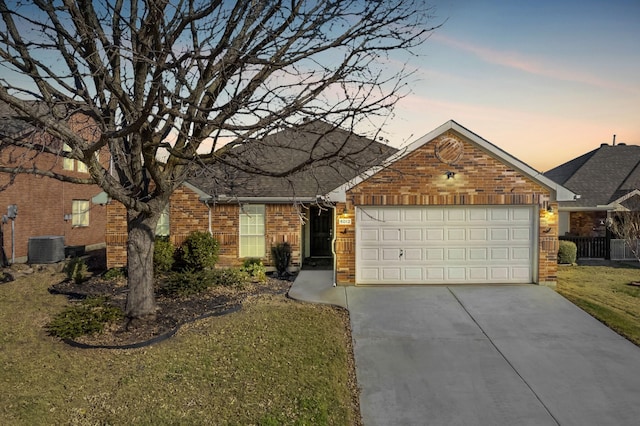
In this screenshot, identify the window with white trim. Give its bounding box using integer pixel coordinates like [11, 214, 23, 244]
[239, 204, 265, 257]
[72, 200, 90, 227]
[156, 207, 170, 236]
[62, 144, 74, 171]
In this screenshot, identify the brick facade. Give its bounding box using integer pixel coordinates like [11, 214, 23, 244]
[335, 131, 558, 285]
[106, 185, 303, 270]
[569, 211, 607, 237]
[0, 114, 108, 262]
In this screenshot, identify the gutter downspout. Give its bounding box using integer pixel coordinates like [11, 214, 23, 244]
[331, 204, 338, 287]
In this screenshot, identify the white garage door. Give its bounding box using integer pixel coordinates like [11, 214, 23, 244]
[356, 206, 536, 284]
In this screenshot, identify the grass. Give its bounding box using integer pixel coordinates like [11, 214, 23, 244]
[0, 271, 359, 425]
[557, 263, 640, 346]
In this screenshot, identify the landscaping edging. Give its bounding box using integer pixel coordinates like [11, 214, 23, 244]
[62, 304, 242, 350]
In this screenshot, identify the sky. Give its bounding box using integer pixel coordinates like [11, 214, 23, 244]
[379, 0, 640, 172]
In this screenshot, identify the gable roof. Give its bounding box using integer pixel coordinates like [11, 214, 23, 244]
[544, 143, 640, 208]
[187, 120, 397, 202]
[329, 120, 576, 202]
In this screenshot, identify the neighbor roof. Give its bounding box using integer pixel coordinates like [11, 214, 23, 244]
[544, 143, 640, 208]
[187, 120, 397, 201]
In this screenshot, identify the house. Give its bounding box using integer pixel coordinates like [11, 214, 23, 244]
[107, 120, 575, 285]
[0, 101, 108, 263]
[545, 142, 640, 238]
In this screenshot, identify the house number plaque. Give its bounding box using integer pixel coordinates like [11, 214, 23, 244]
[435, 136, 464, 165]
[338, 218, 352, 225]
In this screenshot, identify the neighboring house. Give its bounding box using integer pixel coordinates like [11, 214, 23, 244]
[0, 101, 108, 263]
[545, 142, 640, 238]
[107, 120, 575, 285]
[544, 141, 640, 259]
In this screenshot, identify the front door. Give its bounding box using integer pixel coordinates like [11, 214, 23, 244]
[310, 207, 333, 257]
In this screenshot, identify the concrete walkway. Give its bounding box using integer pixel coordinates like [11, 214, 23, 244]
[289, 271, 640, 426]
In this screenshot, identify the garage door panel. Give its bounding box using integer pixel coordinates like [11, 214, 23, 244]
[491, 248, 509, 260]
[447, 228, 466, 241]
[490, 228, 510, 241]
[382, 228, 401, 241]
[381, 268, 402, 280]
[382, 248, 402, 261]
[512, 228, 531, 241]
[447, 248, 466, 260]
[469, 248, 488, 260]
[512, 247, 531, 260]
[426, 229, 445, 241]
[356, 206, 535, 284]
[491, 207, 510, 221]
[404, 268, 423, 280]
[426, 248, 445, 260]
[469, 228, 488, 241]
[447, 268, 466, 280]
[361, 248, 379, 261]
[447, 209, 466, 221]
[404, 248, 423, 261]
[360, 229, 379, 241]
[469, 267, 488, 280]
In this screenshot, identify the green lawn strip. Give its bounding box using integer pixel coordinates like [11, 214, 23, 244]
[557, 264, 640, 346]
[0, 273, 357, 425]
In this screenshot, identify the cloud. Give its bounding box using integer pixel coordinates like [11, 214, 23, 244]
[431, 33, 638, 95]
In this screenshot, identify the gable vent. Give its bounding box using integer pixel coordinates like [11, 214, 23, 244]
[28, 236, 65, 264]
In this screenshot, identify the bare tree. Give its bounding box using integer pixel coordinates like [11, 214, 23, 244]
[607, 196, 640, 262]
[0, 0, 435, 321]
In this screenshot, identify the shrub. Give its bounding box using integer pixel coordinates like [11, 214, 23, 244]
[159, 270, 213, 297]
[176, 231, 219, 271]
[64, 257, 87, 284]
[103, 267, 126, 280]
[209, 268, 250, 289]
[271, 242, 291, 277]
[154, 236, 175, 273]
[242, 258, 267, 283]
[558, 240, 577, 264]
[46, 297, 123, 339]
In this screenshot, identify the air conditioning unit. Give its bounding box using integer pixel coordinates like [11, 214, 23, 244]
[28, 236, 65, 264]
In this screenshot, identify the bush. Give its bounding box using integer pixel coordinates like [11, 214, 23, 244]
[159, 270, 213, 297]
[209, 268, 250, 289]
[46, 297, 123, 339]
[103, 267, 126, 280]
[558, 240, 577, 264]
[159, 267, 250, 297]
[154, 236, 175, 273]
[176, 231, 219, 271]
[242, 258, 267, 283]
[271, 242, 291, 277]
[64, 257, 87, 284]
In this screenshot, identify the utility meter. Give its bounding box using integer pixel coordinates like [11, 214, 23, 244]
[7, 205, 17, 219]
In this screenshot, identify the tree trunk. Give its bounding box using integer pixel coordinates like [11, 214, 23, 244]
[125, 209, 159, 322]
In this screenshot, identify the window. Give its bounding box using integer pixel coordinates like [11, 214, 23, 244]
[72, 200, 90, 227]
[239, 204, 265, 257]
[62, 143, 92, 173]
[156, 208, 170, 236]
[62, 144, 74, 171]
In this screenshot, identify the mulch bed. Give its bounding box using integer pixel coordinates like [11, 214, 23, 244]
[49, 273, 294, 349]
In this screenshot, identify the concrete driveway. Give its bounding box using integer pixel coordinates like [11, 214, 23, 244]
[346, 285, 640, 426]
[289, 273, 640, 425]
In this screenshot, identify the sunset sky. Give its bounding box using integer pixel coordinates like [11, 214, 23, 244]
[381, 0, 640, 172]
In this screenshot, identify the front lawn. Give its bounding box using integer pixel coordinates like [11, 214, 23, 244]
[557, 263, 640, 346]
[0, 271, 360, 425]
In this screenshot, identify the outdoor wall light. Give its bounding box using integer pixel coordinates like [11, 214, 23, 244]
[342, 207, 348, 216]
[445, 171, 456, 180]
[546, 206, 554, 214]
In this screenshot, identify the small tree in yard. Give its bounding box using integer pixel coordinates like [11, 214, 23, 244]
[607, 196, 640, 262]
[0, 1, 436, 322]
